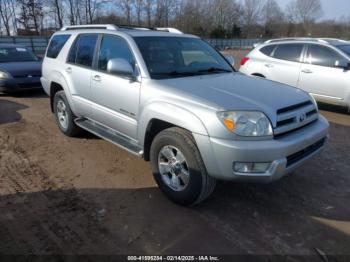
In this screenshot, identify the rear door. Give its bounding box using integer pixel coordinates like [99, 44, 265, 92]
[298, 44, 350, 103]
[65, 34, 98, 117]
[264, 43, 304, 87]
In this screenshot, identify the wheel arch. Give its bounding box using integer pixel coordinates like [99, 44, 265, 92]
[139, 102, 209, 161]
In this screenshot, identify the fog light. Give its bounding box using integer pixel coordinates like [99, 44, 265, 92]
[233, 162, 271, 174]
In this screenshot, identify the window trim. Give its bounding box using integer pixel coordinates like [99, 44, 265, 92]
[304, 43, 349, 68]
[46, 34, 71, 59]
[259, 44, 277, 57]
[92, 33, 138, 78]
[271, 43, 305, 63]
[66, 33, 100, 70]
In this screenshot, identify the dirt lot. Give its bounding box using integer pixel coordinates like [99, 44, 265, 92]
[0, 52, 350, 260]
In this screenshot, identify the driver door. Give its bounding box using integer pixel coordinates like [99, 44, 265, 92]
[90, 34, 141, 139]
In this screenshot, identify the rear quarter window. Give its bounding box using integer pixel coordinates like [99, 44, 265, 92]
[260, 45, 276, 56]
[46, 34, 71, 58]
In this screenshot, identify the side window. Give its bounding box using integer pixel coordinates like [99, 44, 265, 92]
[46, 34, 71, 58]
[273, 44, 303, 62]
[67, 34, 98, 67]
[307, 45, 346, 68]
[260, 45, 276, 56]
[98, 35, 135, 72]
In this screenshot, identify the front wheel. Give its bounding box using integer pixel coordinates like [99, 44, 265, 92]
[150, 127, 216, 206]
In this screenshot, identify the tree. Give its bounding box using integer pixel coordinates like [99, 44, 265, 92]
[286, 0, 323, 35]
[117, 0, 133, 24]
[0, 0, 17, 35]
[241, 0, 264, 37]
[17, 0, 44, 35]
[261, 0, 284, 37]
[134, 0, 145, 26]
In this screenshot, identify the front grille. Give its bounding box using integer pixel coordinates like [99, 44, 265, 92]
[14, 74, 41, 78]
[274, 100, 318, 137]
[286, 138, 326, 167]
[17, 82, 41, 89]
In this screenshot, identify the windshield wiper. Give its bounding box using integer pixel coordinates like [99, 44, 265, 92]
[196, 67, 232, 74]
[153, 70, 196, 77]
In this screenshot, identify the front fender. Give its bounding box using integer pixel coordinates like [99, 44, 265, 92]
[138, 102, 209, 146]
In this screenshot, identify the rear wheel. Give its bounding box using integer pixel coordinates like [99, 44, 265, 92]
[150, 127, 216, 206]
[53, 91, 81, 137]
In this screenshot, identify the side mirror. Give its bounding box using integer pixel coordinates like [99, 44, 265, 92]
[107, 58, 135, 78]
[335, 60, 350, 70]
[224, 55, 235, 66]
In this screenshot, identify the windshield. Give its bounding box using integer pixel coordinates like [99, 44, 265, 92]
[0, 46, 38, 63]
[338, 45, 350, 57]
[134, 37, 233, 79]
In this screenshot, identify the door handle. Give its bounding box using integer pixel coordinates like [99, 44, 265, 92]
[302, 69, 313, 74]
[265, 64, 274, 68]
[65, 67, 72, 74]
[92, 75, 102, 82]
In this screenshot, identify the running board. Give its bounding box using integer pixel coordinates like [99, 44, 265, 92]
[75, 118, 143, 157]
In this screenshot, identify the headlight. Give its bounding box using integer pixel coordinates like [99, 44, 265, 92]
[0, 71, 11, 79]
[217, 111, 273, 137]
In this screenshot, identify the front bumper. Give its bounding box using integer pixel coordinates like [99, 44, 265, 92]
[0, 77, 42, 92]
[194, 115, 329, 182]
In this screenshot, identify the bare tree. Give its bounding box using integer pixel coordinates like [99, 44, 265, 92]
[145, 0, 154, 27]
[0, 0, 16, 35]
[261, 0, 284, 37]
[117, 0, 133, 24]
[133, 0, 144, 26]
[241, 0, 264, 37]
[286, 0, 323, 35]
[17, 0, 44, 35]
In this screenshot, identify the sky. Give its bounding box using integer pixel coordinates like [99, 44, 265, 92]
[276, 0, 350, 20]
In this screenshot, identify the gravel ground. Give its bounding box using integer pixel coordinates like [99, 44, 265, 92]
[0, 51, 349, 260]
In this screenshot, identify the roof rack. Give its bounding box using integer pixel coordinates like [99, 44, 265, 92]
[154, 27, 183, 34]
[60, 24, 183, 34]
[264, 38, 328, 44]
[61, 24, 118, 31]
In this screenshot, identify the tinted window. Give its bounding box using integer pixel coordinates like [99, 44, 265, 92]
[0, 46, 38, 62]
[307, 45, 346, 67]
[337, 45, 350, 57]
[260, 45, 276, 56]
[98, 35, 135, 71]
[273, 44, 303, 62]
[68, 34, 98, 67]
[134, 37, 233, 79]
[47, 34, 70, 58]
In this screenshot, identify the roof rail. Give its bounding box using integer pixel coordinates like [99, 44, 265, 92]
[60, 24, 118, 31]
[319, 38, 349, 43]
[264, 38, 328, 44]
[154, 27, 183, 34]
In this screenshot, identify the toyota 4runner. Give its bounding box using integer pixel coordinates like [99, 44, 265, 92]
[41, 25, 329, 205]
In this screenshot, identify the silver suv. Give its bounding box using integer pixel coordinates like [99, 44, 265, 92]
[41, 25, 329, 205]
[239, 38, 350, 111]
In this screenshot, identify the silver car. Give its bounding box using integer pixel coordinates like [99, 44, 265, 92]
[41, 26, 329, 205]
[239, 38, 350, 111]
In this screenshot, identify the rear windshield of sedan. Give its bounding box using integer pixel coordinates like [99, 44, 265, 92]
[338, 45, 350, 57]
[0, 47, 39, 63]
[134, 36, 233, 79]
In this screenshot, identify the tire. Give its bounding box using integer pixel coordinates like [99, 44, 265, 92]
[150, 127, 216, 206]
[53, 90, 81, 137]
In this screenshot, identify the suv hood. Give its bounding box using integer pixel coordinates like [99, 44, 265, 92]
[0, 61, 42, 78]
[158, 73, 311, 122]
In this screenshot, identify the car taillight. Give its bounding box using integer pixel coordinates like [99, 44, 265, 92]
[240, 57, 250, 66]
